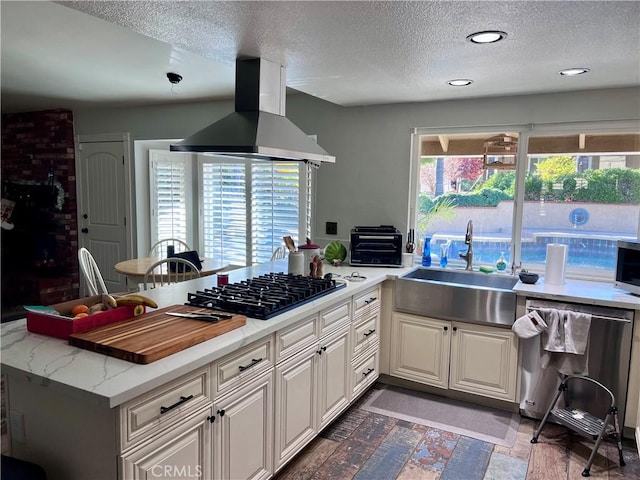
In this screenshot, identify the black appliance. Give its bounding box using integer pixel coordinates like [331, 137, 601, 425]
[615, 240, 640, 296]
[350, 225, 403, 267]
[185, 273, 345, 320]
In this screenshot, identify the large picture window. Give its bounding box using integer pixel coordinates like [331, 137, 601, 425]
[150, 152, 312, 266]
[411, 123, 640, 280]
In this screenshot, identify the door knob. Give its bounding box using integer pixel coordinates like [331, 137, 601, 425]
[81, 228, 89, 233]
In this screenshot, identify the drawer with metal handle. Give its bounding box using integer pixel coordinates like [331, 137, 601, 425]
[119, 365, 211, 451]
[212, 336, 274, 398]
[351, 345, 379, 399]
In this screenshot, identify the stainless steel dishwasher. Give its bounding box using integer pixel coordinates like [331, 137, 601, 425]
[519, 299, 634, 429]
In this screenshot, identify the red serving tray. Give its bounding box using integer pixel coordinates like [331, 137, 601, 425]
[26, 295, 143, 340]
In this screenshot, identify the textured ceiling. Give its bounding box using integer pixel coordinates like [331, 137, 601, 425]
[1, 1, 639, 113]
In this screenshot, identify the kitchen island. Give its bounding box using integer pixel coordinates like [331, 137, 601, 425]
[1, 261, 403, 479]
[2, 262, 639, 479]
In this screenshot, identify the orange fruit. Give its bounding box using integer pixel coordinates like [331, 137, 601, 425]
[73, 312, 89, 319]
[71, 304, 89, 316]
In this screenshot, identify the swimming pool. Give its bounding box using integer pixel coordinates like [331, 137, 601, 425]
[435, 237, 618, 271]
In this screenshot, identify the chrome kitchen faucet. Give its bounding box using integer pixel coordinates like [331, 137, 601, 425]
[459, 220, 474, 271]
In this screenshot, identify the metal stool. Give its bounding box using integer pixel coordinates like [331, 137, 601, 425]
[531, 374, 625, 477]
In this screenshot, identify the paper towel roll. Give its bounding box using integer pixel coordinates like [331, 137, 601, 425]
[545, 243, 568, 285]
[288, 252, 304, 276]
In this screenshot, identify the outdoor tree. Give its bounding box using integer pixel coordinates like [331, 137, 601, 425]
[444, 157, 484, 191]
[535, 155, 575, 182]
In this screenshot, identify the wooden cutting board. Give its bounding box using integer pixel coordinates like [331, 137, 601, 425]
[68, 305, 246, 364]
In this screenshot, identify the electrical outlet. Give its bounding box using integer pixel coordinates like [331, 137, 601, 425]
[326, 221, 338, 235]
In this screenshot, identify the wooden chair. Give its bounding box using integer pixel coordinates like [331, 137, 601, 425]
[78, 247, 108, 296]
[142, 258, 201, 290]
[149, 238, 191, 257]
[270, 246, 287, 261]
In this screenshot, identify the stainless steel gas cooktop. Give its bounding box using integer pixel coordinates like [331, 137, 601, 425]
[185, 272, 345, 320]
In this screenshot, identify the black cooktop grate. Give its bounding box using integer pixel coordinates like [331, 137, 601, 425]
[186, 272, 346, 320]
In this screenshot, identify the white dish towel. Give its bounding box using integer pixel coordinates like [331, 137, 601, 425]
[539, 308, 592, 375]
[542, 309, 591, 354]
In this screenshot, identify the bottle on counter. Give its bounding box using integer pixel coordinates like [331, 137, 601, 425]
[496, 252, 507, 271]
[440, 242, 449, 268]
[422, 237, 432, 267]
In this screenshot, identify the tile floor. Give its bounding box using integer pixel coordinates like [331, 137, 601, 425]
[274, 384, 640, 480]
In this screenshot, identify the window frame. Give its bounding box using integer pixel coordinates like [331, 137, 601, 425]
[149, 151, 313, 266]
[409, 120, 640, 281]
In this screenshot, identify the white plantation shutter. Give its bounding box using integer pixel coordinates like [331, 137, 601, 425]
[150, 150, 190, 247]
[251, 162, 301, 263]
[201, 162, 247, 265]
[152, 152, 312, 266]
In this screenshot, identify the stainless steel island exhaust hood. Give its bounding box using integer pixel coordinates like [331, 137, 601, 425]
[170, 58, 335, 166]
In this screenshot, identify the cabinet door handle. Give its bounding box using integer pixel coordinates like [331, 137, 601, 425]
[452, 326, 457, 332]
[160, 394, 193, 414]
[217, 409, 225, 417]
[207, 415, 216, 423]
[362, 368, 375, 377]
[317, 346, 327, 355]
[443, 326, 448, 331]
[363, 329, 376, 337]
[364, 297, 377, 305]
[238, 358, 263, 372]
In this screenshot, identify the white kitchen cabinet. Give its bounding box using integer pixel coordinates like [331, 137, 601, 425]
[352, 288, 381, 353]
[351, 285, 381, 398]
[273, 305, 351, 471]
[317, 323, 351, 430]
[449, 322, 518, 401]
[390, 312, 450, 388]
[119, 405, 213, 480]
[390, 312, 518, 402]
[212, 369, 274, 480]
[274, 342, 318, 470]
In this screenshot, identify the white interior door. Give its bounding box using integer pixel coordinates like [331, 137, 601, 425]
[77, 138, 129, 293]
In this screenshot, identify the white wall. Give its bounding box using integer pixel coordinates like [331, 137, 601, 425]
[73, 87, 640, 250]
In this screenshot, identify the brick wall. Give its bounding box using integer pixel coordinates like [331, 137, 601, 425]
[1, 109, 79, 314]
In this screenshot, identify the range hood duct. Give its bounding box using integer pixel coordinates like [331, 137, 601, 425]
[170, 58, 335, 166]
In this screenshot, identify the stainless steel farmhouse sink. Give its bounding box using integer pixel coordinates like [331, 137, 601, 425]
[394, 268, 518, 327]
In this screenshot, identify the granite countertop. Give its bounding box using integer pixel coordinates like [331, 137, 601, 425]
[3, 261, 637, 409]
[0, 261, 409, 408]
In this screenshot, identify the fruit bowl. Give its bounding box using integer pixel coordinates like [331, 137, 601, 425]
[518, 272, 539, 284]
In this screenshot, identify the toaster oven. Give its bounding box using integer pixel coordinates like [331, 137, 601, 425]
[350, 225, 403, 267]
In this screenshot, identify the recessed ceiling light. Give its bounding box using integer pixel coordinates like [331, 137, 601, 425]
[559, 68, 590, 76]
[466, 31, 507, 44]
[447, 79, 474, 87]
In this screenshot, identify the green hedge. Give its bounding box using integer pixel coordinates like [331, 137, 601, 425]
[572, 168, 640, 203]
[419, 168, 640, 211]
[479, 171, 515, 197]
[418, 188, 511, 212]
